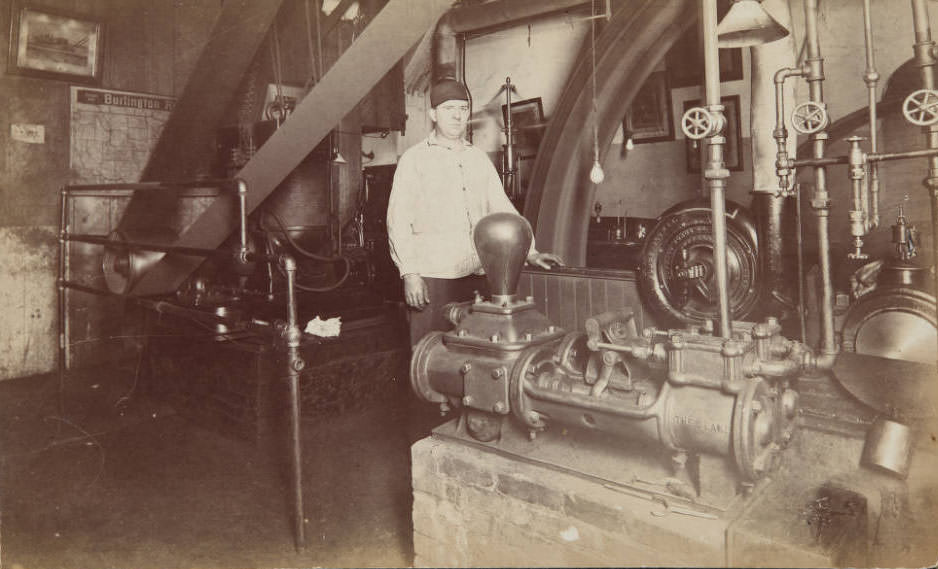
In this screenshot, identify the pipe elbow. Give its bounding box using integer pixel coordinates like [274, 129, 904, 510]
[808, 351, 838, 372]
[774, 66, 802, 85]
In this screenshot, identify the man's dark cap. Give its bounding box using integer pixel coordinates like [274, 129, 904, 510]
[430, 78, 470, 108]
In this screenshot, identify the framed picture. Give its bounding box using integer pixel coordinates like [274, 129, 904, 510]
[666, 0, 742, 88]
[502, 97, 544, 157]
[683, 94, 743, 173]
[623, 71, 674, 144]
[9, 7, 104, 83]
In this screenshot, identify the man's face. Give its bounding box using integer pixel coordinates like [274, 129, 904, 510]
[430, 99, 470, 141]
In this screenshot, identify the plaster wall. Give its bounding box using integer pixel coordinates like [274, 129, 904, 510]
[595, 0, 938, 263]
[787, 0, 938, 263]
[0, 0, 220, 380]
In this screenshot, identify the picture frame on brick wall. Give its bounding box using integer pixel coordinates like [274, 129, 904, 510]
[9, 6, 104, 84]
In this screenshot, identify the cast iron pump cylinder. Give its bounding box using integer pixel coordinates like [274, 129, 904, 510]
[411, 213, 802, 487]
[410, 212, 565, 440]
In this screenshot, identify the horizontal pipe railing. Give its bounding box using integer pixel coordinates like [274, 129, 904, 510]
[66, 233, 224, 258]
[63, 178, 236, 193]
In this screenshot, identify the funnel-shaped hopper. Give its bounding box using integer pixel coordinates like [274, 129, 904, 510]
[716, 0, 789, 48]
[474, 212, 532, 302]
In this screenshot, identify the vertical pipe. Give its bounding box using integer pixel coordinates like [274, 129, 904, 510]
[313, 0, 324, 82]
[282, 254, 306, 551]
[236, 178, 249, 260]
[504, 77, 516, 197]
[57, 187, 69, 416]
[701, 0, 731, 338]
[795, 184, 807, 342]
[863, 0, 882, 229]
[804, 0, 836, 354]
[910, 0, 938, 367]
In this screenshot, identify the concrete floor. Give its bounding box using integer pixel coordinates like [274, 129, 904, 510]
[0, 365, 441, 568]
[3, 363, 936, 568]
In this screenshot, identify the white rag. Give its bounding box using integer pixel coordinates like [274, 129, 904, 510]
[304, 316, 341, 337]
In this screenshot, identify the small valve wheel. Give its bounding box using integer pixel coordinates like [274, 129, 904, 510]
[790, 101, 829, 134]
[902, 89, 938, 126]
[681, 107, 715, 140]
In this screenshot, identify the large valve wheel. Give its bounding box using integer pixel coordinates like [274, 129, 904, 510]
[681, 107, 716, 140]
[638, 200, 761, 326]
[790, 101, 829, 135]
[902, 89, 938, 126]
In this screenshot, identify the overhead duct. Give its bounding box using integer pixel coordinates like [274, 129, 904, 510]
[749, 0, 798, 313]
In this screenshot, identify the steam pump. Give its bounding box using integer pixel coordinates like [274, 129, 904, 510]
[412, 212, 814, 500]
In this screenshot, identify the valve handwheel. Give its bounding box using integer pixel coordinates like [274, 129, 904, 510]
[902, 89, 938, 126]
[790, 101, 829, 134]
[681, 107, 714, 140]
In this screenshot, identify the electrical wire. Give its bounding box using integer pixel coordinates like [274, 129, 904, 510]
[260, 210, 353, 292]
[261, 210, 348, 263]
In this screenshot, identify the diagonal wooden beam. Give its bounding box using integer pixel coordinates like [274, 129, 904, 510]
[141, 0, 283, 183]
[131, 0, 454, 296]
[118, 0, 284, 233]
[320, 0, 358, 37]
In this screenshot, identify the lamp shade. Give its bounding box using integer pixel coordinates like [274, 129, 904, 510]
[716, 0, 789, 48]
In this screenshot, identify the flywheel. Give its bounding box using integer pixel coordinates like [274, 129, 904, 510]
[638, 200, 761, 326]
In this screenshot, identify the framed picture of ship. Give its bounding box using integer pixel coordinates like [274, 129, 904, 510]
[9, 7, 104, 83]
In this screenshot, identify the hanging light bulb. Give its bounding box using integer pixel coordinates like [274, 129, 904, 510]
[625, 136, 634, 151]
[590, 158, 605, 184]
[588, 0, 605, 185]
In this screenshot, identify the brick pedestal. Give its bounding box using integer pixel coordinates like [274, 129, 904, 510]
[411, 436, 732, 567]
[411, 422, 938, 568]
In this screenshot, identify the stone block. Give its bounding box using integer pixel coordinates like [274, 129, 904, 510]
[412, 436, 728, 567]
[413, 531, 464, 567]
[439, 451, 496, 489]
[496, 471, 565, 511]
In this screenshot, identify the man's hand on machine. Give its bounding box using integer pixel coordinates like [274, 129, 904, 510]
[403, 273, 430, 310]
[526, 252, 565, 270]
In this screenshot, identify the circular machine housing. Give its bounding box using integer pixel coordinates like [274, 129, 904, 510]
[637, 200, 761, 326]
[841, 287, 937, 364]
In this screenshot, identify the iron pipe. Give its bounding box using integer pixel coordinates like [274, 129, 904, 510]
[59, 281, 114, 296]
[910, 0, 938, 368]
[773, 66, 806, 191]
[868, 147, 938, 162]
[791, 146, 938, 168]
[281, 254, 306, 551]
[63, 179, 234, 193]
[792, 156, 848, 168]
[57, 187, 70, 387]
[65, 234, 223, 258]
[236, 178, 249, 263]
[701, 0, 732, 338]
[503, 77, 516, 197]
[863, 0, 881, 229]
[847, 136, 869, 258]
[803, 0, 837, 355]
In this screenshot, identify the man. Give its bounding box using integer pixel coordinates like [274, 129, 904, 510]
[387, 78, 563, 345]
